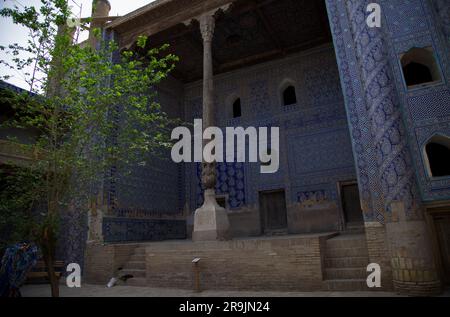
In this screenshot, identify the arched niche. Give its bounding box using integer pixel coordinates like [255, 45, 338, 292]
[400, 46, 442, 88]
[279, 79, 298, 107]
[423, 134, 450, 178]
[226, 93, 242, 119]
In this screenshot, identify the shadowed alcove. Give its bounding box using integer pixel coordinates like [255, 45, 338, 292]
[400, 47, 442, 88]
[425, 135, 450, 177]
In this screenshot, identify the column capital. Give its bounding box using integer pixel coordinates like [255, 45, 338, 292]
[200, 13, 215, 43]
[184, 3, 233, 41]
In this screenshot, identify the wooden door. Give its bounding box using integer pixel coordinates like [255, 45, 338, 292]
[341, 183, 364, 224]
[434, 214, 450, 284]
[259, 190, 288, 233]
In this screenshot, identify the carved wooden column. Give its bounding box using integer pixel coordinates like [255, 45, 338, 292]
[192, 12, 231, 242]
[200, 14, 217, 193]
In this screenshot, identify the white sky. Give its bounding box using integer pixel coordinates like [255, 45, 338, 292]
[0, 0, 155, 90]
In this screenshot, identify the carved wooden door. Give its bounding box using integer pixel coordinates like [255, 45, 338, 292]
[259, 190, 288, 233]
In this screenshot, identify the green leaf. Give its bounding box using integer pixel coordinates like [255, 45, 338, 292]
[136, 35, 148, 49]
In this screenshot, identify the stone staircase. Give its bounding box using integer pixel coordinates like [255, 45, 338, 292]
[323, 233, 370, 291]
[122, 245, 147, 286]
[344, 222, 366, 234]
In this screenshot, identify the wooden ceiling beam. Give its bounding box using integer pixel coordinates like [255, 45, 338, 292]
[216, 37, 329, 75]
[253, 3, 285, 53]
[226, 0, 278, 17]
[217, 49, 282, 72]
[147, 24, 221, 69]
[135, 0, 332, 83]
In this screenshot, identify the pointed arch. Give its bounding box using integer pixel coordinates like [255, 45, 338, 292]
[423, 134, 450, 178]
[400, 47, 442, 88]
[279, 79, 298, 106]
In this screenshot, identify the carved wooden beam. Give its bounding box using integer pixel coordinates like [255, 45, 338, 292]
[114, 0, 236, 49]
[217, 37, 329, 73]
[253, 2, 284, 53]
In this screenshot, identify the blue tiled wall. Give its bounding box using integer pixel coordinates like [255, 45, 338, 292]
[184, 47, 357, 213]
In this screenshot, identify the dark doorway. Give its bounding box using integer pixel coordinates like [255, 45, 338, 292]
[283, 86, 297, 106]
[434, 213, 450, 285]
[233, 98, 242, 118]
[259, 190, 288, 234]
[426, 142, 450, 177]
[403, 62, 433, 86]
[341, 183, 364, 225]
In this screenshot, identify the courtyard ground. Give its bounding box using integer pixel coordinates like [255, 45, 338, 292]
[20, 283, 416, 297]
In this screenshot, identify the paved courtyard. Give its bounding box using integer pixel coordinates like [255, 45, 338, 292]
[21, 283, 410, 297]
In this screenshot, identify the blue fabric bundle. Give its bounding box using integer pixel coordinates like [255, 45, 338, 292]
[0, 243, 39, 297]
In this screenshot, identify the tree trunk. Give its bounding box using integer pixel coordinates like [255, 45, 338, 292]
[42, 239, 59, 297]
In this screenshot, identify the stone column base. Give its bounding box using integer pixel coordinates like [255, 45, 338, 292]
[364, 222, 394, 291]
[393, 280, 442, 296]
[386, 202, 442, 296]
[193, 189, 231, 241]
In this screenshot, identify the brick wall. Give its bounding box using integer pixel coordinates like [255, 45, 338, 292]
[287, 203, 341, 234]
[385, 203, 442, 295]
[84, 242, 115, 284]
[364, 222, 393, 291]
[142, 234, 333, 291]
[84, 242, 136, 284]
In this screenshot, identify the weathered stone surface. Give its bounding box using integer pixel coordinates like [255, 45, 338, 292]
[193, 189, 231, 241]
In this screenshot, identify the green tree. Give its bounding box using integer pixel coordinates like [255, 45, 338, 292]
[0, 165, 43, 253]
[0, 0, 178, 297]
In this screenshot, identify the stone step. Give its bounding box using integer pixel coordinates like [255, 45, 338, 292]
[264, 229, 289, 236]
[325, 268, 367, 280]
[343, 228, 365, 234]
[130, 254, 145, 262]
[343, 224, 365, 234]
[325, 247, 369, 258]
[324, 279, 369, 291]
[124, 261, 146, 270]
[324, 256, 369, 268]
[125, 277, 147, 287]
[121, 269, 146, 278]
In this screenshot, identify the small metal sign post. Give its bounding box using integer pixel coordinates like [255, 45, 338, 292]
[192, 258, 201, 293]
